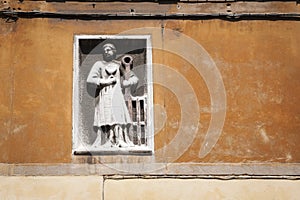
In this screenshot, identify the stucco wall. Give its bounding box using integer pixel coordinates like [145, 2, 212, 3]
[0, 176, 299, 200]
[0, 1, 300, 198]
[0, 18, 299, 163]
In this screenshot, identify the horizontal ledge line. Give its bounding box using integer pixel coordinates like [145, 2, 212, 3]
[103, 174, 300, 180]
[73, 150, 153, 155]
[1, 11, 300, 20]
[1, 163, 300, 176]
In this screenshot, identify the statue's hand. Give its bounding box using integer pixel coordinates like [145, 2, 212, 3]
[108, 76, 117, 84]
[122, 80, 130, 87]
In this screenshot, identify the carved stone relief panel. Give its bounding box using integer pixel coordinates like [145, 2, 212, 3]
[73, 35, 153, 155]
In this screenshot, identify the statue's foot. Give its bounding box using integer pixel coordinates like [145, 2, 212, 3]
[102, 140, 115, 148]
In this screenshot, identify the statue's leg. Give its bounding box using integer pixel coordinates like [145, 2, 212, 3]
[124, 124, 134, 147]
[114, 125, 128, 148]
[118, 125, 125, 144]
[111, 125, 117, 145]
[99, 125, 114, 148]
[109, 125, 115, 145]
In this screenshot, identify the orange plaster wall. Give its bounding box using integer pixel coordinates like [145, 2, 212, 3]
[0, 18, 299, 163]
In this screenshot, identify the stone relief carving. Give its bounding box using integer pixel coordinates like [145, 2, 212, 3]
[73, 35, 153, 155]
[87, 43, 138, 148]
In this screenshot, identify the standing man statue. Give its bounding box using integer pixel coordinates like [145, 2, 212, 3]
[87, 43, 138, 148]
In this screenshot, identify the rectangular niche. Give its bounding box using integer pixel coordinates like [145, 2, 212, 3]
[73, 35, 154, 155]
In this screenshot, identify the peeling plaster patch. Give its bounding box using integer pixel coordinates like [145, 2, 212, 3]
[271, 95, 283, 104]
[0, 22, 16, 35]
[259, 127, 270, 143]
[286, 153, 292, 162]
[256, 91, 268, 104]
[169, 121, 179, 129]
[12, 124, 28, 134]
[3, 121, 11, 135]
[154, 104, 167, 135]
[200, 106, 211, 113]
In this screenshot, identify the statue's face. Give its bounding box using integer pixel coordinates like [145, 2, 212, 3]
[103, 46, 115, 61]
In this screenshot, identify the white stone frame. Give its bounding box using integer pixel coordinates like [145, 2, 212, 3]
[72, 35, 154, 155]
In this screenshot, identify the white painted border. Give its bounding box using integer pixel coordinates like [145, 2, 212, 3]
[72, 35, 80, 153]
[72, 34, 154, 155]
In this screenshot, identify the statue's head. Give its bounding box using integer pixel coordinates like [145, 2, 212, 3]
[102, 43, 117, 61]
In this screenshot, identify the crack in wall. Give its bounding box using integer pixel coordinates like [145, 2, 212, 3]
[103, 174, 300, 181]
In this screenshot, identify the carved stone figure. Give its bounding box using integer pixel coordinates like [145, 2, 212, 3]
[87, 43, 138, 148]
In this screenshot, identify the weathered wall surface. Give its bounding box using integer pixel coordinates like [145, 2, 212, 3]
[104, 178, 300, 200]
[0, 176, 102, 199]
[0, 1, 300, 199]
[0, 18, 299, 164]
[0, 176, 299, 200]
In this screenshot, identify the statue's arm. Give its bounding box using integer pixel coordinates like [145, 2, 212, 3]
[87, 62, 116, 86]
[122, 71, 139, 88]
